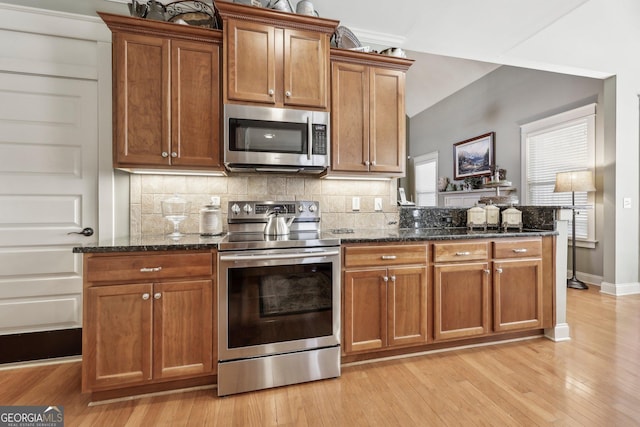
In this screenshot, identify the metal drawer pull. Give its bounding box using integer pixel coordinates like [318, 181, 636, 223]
[140, 267, 162, 273]
[381, 255, 397, 260]
[142, 293, 150, 300]
[513, 248, 528, 253]
[456, 251, 471, 256]
[154, 293, 162, 300]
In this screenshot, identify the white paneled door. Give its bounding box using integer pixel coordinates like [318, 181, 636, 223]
[0, 72, 98, 335]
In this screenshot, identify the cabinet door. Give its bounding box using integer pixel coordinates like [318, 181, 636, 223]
[83, 283, 153, 391]
[114, 32, 170, 167]
[153, 280, 213, 380]
[433, 262, 490, 340]
[387, 266, 428, 347]
[283, 28, 328, 109]
[369, 67, 405, 173]
[331, 61, 369, 172]
[343, 269, 387, 353]
[493, 259, 543, 332]
[171, 40, 222, 168]
[226, 20, 276, 105]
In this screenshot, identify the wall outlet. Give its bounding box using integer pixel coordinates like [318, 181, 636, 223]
[374, 198, 383, 211]
[352, 197, 360, 211]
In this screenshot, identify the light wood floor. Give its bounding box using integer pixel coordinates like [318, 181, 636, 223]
[2, 286, 639, 426]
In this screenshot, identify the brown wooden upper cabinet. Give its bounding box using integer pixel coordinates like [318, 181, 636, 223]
[329, 50, 413, 176]
[100, 13, 223, 171]
[217, 2, 338, 110]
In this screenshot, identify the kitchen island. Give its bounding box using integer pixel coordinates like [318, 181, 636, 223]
[74, 205, 570, 400]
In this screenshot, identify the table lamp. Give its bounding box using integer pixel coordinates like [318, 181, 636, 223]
[554, 170, 596, 289]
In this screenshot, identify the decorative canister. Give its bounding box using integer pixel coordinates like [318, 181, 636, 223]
[466, 205, 487, 231]
[501, 205, 523, 232]
[484, 203, 500, 228]
[199, 196, 223, 236]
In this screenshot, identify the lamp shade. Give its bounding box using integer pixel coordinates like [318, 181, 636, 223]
[554, 170, 596, 193]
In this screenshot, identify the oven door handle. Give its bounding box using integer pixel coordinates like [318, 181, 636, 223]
[219, 249, 340, 261]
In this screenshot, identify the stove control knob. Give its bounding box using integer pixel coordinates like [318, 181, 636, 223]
[243, 204, 253, 214]
[308, 203, 317, 213]
[298, 204, 305, 212]
[231, 203, 241, 215]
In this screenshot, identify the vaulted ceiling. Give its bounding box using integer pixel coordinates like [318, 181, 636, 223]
[6, 0, 618, 117]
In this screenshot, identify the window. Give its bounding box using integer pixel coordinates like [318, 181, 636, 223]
[521, 104, 596, 244]
[414, 151, 438, 206]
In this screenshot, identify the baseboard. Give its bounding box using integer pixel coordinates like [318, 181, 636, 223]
[600, 281, 640, 296]
[0, 329, 82, 364]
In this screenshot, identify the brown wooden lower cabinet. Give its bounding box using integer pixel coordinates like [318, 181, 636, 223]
[433, 261, 491, 340]
[342, 244, 428, 355]
[493, 238, 544, 332]
[82, 251, 214, 395]
[346, 237, 553, 357]
[343, 266, 428, 353]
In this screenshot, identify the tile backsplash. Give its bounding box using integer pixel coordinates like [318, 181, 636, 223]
[130, 174, 400, 237]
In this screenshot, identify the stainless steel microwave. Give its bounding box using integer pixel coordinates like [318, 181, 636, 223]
[223, 104, 330, 174]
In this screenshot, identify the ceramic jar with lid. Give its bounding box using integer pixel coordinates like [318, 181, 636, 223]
[501, 205, 522, 232]
[466, 204, 487, 231]
[484, 203, 500, 228]
[199, 196, 223, 236]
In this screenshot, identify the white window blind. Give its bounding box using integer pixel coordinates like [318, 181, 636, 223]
[522, 104, 595, 241]
[414, 152, 438, 207]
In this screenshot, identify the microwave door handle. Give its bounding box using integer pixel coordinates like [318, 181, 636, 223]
[307, 116, 312, 160]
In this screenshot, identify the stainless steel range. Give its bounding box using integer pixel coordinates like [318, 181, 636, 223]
[217, 200, 341, 396]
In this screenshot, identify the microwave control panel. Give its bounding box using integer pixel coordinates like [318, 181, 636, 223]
[312, 124, 328, 155]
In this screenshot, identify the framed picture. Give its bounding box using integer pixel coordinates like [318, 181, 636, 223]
[453, 132, 495, 180]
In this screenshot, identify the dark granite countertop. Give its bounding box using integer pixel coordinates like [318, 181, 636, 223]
[326, 227, 556, 244]
[73, 233, 226, 253]
[73, 228, 556, 253]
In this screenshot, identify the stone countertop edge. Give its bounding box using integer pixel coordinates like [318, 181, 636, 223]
[72, 229, 557, 253]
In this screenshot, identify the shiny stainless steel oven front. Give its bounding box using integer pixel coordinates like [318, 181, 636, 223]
[217, 245, 341, 396]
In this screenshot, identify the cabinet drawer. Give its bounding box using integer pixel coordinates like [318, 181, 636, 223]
[344, 245, 427, 268]
[493, 238, 542, 259]
[86, 252, 212, 283]
[433, 241, 489, 263]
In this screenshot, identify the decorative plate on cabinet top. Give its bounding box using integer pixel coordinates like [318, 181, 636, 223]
[331, 26, 361, 49]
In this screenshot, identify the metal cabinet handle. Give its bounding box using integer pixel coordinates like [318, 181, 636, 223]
[390, 275, 396, 282]
[268, 89, 274, 96]
[285, 90, 291, 97]
[383, 276, 389, 283]
[154, 292, 162, 300]
[140, 267, 162, 273]
[483, 269, 490, 274]
[171, 152, 177, 158]
[513, 248, 527, 253]
[142, 293, 150, 300]
[364, 160, 370, 166]
[67, 227, 94, 237]
[496, 267, 503, 274]
[162, 152, 169, 158]
[456, 251, 471, 256]
[372, 161, 377, 166]
[381, 255, 397, 260]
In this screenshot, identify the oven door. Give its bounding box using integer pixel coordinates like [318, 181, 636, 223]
[217, 246, 340, 362]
